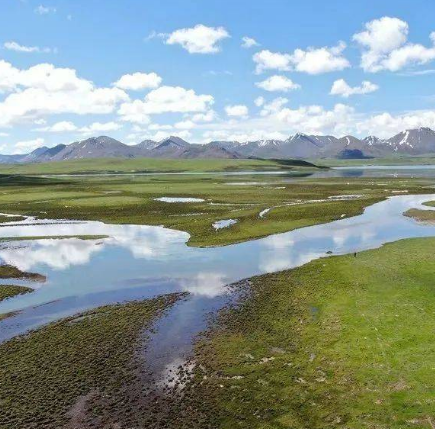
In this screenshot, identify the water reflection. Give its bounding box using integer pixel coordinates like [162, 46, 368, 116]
[181, 272, 228, 298]
[0, 239, 102, 271]
[312, 165, 435, 179]
[0, 194, 435, 343]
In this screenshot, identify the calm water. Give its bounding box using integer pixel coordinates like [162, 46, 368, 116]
[314, 165, 435, 179]
[45, 165, 435, 180]
[1, 194, 435, 377]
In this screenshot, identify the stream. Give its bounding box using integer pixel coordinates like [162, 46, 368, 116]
[1, 194, 435, 381]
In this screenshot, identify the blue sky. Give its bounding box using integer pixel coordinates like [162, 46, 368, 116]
[1, 0, 435, 153]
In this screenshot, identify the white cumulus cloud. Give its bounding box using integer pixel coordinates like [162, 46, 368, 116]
[35, 121, 78, 132]
[253, 50, 292, 74]
[357, 110, 435, 138]
[174, 120, 195, 130]
[14, 138, 45, 154]
[353, 17, 435, 72]
[241, 36, 259, 48]
[190, 110, 216, 122]
[290, 42, 350, 74]
[330, 79, 379, 98]
[118, 86, 214, 124]
[260, 97, 289, 116]
[256, 75, 301, 92]
[113, 72, 162, 90]
[166, 24, 229, 54]
[0, 61, 129, 127]
[275, 103, 355, 135]
[147, 130, 191, 142]
[254, 96, 265, 107]
[253, 42, 349, 74]
[35, 121, 122, 134]
[225, 104, 249, 117]
[79, 122, 122, 135]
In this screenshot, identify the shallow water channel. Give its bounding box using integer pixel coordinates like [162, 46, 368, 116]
[1, 194, 435, 380]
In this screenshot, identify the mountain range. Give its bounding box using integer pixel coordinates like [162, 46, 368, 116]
[2, 127, 435, 164]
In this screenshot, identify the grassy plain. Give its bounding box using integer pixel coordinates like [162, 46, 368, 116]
[0, 169, 431, 246]
[184, 238, 435, 429]
[0, 157, 318, 175]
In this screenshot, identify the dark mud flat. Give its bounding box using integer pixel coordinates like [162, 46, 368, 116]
[0, 294, 183, 429]
[130, 281, 250, 429]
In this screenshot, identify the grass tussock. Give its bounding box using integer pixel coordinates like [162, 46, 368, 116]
[0, 294, 183, 428]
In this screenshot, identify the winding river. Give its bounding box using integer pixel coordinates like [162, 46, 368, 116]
[1, 194, 435, 379]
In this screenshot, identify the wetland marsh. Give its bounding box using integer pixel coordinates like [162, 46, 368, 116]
[1, 160, 435, 428]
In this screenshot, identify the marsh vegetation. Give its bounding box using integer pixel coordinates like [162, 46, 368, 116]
[1, 160, 435, 428]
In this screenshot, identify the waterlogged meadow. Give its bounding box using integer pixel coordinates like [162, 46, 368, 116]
[1, 163, 435, 428]
[0, 166, 433, 247]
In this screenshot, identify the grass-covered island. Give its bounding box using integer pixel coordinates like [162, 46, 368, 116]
[0, 285, 33, 303]
[405, 200, 435, 224]
[0, 265, 46, 282]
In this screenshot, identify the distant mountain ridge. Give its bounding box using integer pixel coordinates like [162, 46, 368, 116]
[2, 127, 435, 164]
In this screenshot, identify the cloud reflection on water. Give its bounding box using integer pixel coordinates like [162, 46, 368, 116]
[0, 194, 435, 335]
[0, 221, 189, 271]
[181, 272, 228, 297]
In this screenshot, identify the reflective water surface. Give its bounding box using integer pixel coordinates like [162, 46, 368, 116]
[315, 165, 435, 179]
[46, 165, 435, 180]
[0, 194, 434, 340]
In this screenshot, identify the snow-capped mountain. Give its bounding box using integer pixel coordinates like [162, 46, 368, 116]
[386, 127, 435, 154]
[210, 128, 435, 159]
[1, 128, 435, 164]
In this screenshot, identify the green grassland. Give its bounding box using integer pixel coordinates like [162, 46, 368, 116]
[0, 294, 183, 429]
[0, 172, 432, 246]
[0, 155, 434, 175]
[0, 285, 32, 303]
[0, 157, 319, 175]
[183, 238, 435, 429]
